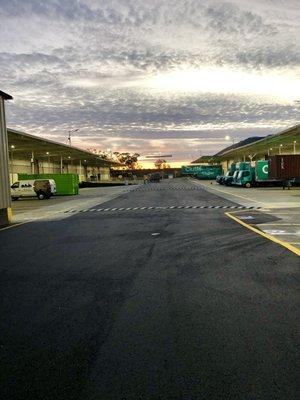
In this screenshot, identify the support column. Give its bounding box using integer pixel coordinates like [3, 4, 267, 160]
[31, 151, 35, 174]
[10, 147, 14, 183]
[60, 155, 63, 173]
[0, 91, 13, 227]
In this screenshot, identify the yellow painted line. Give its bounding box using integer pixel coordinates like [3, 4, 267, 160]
[225, 212, 300, 257]
[0, 221, 30, 232]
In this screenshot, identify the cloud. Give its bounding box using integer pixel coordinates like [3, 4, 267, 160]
[1, 0, 299, 160]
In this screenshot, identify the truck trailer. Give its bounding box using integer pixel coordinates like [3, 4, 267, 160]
[268, 155, 300, 184]
[181, 165, 222, 180]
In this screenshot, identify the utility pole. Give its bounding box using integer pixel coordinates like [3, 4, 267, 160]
[0, 90, 13, 227]
[68, 128, 79, 147]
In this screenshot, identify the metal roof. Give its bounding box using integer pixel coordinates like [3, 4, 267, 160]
[218, 124, 300, 161]
[0, 90, 13, 100]
[7, 128, 121, 167]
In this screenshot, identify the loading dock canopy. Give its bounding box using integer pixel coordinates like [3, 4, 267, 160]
[218, 124, 299, 161]
[0, 90, 13, 100]
[7, 128, 121, 167]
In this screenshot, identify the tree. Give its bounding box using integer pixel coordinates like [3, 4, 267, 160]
[154, 159, 170, 169]
[86, 148, 140, 168]
[115, 152, 140, 169]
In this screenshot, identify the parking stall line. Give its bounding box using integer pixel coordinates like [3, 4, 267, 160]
[225, 212, 300, 257]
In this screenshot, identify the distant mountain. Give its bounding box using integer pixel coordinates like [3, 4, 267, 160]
[192, 136, 266, 164]
[214, 137, 266, 156]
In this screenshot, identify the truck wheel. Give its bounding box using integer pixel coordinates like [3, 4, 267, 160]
[37, 192, 45, 200]
[245, 182, 251, 188]
[12, 197, 19, 201]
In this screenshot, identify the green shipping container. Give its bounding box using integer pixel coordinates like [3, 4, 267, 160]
[18, 173, 79, 195]
[255, 160, 269, 181]
[181, 165, 222, 179]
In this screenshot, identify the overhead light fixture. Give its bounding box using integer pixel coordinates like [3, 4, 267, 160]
[11, 145, 15, 149]
[46, 152, 50, 155]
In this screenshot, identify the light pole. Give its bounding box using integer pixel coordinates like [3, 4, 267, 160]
[279, 144, 283, 155]
[68, 128, 79, 147]
[46, 151, 50, 173]
[225, 135, 235, 145]
[293, 141, 297, 155]
[10, 144, 15, 182]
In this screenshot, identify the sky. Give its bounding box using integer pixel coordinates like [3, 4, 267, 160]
[1, 0, 300, 165]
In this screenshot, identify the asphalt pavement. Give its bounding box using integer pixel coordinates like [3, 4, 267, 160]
[0, 178, 299, 400]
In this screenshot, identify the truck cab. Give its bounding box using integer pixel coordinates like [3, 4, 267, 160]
[235, 169, 255, 188]
[230, 170, 239, 186]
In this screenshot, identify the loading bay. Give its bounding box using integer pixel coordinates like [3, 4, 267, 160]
[0, 177, 299, 400]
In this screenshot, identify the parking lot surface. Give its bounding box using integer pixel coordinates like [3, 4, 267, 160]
[0, 178, 298, 400]
[11, 186, 129, 222]
[193, 180, 300, 251]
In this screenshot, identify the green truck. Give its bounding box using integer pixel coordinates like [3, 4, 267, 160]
[216, 163, 236, 185]
[181, 165, 223, 180]
[233, 160, 271, 187]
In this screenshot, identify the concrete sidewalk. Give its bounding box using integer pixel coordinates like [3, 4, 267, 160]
[11, 186, 131, 223]
[191, 179, 300, 252]
[191, 179, 300, 209]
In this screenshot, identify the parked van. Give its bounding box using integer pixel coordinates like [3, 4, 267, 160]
[11, 179, 56, 200]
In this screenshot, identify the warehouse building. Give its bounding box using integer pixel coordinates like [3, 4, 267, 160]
[214, 124, 299, 171]
[7, 128, 119, 184]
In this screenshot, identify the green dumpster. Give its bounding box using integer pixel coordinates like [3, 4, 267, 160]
[18, 173, 79, 195]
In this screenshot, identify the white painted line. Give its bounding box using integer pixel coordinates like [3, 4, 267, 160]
[239, 216, 254, 220]
[262, 230, 296, 235]
[151, 232, 160, 236]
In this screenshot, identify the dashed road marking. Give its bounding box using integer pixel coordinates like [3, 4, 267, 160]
[132, 187, 204, 192]
[62, 205, 261, 214]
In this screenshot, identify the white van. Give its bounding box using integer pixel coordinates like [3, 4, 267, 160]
[11, 179, 56, 200]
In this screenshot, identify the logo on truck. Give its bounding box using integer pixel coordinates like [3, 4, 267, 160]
[262, 165, 268, 174]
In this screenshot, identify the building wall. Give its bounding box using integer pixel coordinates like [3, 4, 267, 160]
[8, 155, 110, 183]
